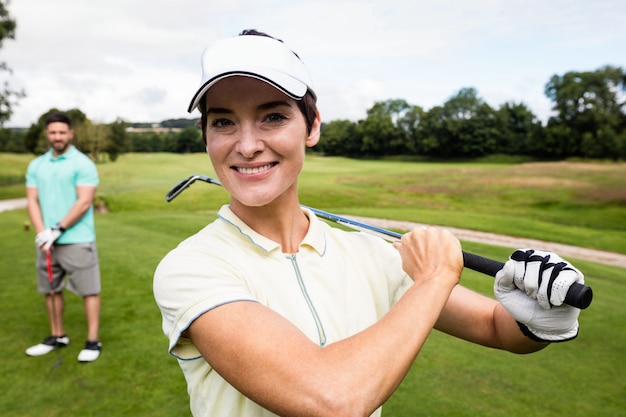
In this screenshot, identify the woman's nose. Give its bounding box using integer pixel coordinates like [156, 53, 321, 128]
[236, 125, 265, 158]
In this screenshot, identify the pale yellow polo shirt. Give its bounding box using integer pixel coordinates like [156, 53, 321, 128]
[154, 205, 412, 417]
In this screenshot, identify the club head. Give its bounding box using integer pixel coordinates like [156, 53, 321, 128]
[50, 356, 62, 371]
[165, 175, 222, 202]
[48, 341, 63, 371]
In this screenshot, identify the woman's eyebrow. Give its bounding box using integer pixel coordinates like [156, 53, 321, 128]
[258, 100, 293, 111]
[206, 101, 292, 116]
[205, 107, 231, 116]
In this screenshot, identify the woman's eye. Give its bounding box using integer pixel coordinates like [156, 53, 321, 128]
[265, 113, 287, 123]
[211, 118, 233, 128]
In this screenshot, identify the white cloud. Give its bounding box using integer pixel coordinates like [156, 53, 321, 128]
[3, 0, 625, 127]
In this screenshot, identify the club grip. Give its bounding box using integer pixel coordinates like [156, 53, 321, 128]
[462, 252, 593, 309]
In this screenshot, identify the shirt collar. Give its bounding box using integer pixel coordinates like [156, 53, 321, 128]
[47, 145, 75, 161]
[217, 205, 327, 255]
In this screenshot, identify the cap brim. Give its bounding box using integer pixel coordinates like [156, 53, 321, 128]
[187, 70, 308, 113]
[187, 35, 314, 113]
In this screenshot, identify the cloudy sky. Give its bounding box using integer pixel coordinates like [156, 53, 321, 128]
[3, 0, 625, 127]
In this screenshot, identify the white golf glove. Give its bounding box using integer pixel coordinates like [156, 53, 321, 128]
[35, 223, 65, 251]
[494, 249, 583, 342]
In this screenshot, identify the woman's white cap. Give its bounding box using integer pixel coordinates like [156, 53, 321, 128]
[187, 35, 315, 113]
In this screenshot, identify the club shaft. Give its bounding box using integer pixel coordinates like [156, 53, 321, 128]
[46, 252, 63, 368]
[304, 206, 591, 309]
[46, 252, 58, 329]
[166, 175, 592, 309]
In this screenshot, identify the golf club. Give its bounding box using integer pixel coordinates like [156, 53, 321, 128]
[46, 252, 62, 370]
[165, 174, 592, 309]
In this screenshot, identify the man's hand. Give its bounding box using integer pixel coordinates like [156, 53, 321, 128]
[35, 223, 65, 251]
[494, 249, 583, 342]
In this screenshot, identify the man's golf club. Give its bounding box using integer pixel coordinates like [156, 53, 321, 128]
[46, 252, 63, 370]
[165, 174, 592, 309]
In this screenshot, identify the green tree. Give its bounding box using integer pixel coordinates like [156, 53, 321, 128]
[161, 118, 199, 129]
[396, 105, 425, 155]
[23, 122, 43, 153]
[126, 132, 146, 152]
[544, 65, 626, 158]
[417, 105, 446, 156]
[173, 126, 204, 153]
[616, 129, 626, 160]
[317, 120, 360, 156]
[459, 102, 500, 157]
[496, 102, 543, 155]
[160, 131, 178, 152]
[127, 132, 165, 152]
[418, 88, 499, 157]
[532, 121, 570, 159]
[359, 99, 412, 156]
[0, 126, 25, 152]
[0, 1, 24, 126]
[106, 118, 127, 161]
[74, 119, 107, 162]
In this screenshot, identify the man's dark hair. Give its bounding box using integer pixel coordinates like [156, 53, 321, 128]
[45, 113, 72, 128]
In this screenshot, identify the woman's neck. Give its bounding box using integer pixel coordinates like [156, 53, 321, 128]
[230, 199, 310, 253]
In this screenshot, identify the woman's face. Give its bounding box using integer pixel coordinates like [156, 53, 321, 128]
[203, 76, 320, 210]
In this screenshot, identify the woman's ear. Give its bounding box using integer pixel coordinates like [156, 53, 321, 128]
[305, 110, 322, 148]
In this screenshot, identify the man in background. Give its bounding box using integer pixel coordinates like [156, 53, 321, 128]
[25, 112, 103, 362]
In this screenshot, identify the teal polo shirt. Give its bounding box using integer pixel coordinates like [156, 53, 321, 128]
[26, 146, 99, 244]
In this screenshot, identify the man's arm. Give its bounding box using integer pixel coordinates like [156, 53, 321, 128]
[26, 187, 45, 233]
[57, 185, 96, 230]
[27, 185, 96, 251]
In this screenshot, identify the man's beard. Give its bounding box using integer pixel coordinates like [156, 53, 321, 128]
[52, 141, 70, 154]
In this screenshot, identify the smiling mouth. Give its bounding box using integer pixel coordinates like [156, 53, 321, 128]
[235, 163, 276, 175]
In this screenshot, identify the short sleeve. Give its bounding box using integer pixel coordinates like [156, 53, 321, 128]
[25, 158, 41, 188]
[154, 240, 258, 359]
[76, 156, 99, 186]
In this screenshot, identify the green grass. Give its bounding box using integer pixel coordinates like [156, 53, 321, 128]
[0, 210, 191, 416]
[1, 152, 625, 416]
[3, 153, 625, 253]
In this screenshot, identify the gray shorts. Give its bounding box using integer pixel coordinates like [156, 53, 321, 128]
[36, 242, 101, 296]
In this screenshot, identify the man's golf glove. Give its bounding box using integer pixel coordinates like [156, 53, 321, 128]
[35, 223, 65, 251]
[494, 249, 583, 342]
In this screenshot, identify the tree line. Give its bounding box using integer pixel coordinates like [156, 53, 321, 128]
[0, 110, 205, 160]
[315, 66, 626, 160]
[1, 65, 623, 162]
